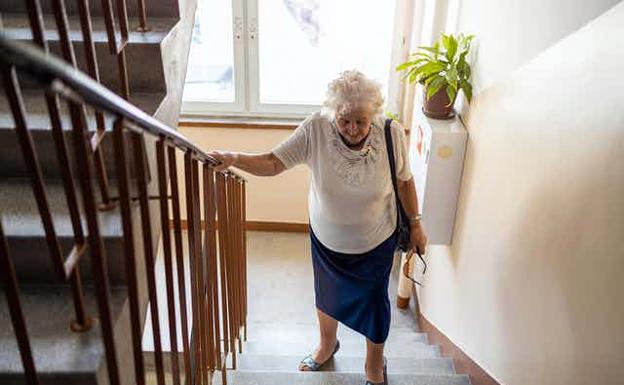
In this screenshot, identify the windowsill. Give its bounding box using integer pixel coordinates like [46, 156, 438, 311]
[178, 115, 302, 130]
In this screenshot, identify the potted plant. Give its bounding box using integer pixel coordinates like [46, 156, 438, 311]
[396, 33, 474, 119]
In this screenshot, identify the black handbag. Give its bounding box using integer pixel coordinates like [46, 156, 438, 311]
[384, 119, 427, 286]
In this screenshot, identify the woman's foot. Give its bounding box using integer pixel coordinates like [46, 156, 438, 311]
[298, 339, 340, 371]
[364, 356, 387, 384]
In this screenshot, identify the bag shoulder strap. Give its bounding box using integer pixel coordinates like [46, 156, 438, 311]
[383, 119, 400, 203]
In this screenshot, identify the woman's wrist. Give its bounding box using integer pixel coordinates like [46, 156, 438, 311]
[409, 214, 423, 229]
[408, 213, 422, 225]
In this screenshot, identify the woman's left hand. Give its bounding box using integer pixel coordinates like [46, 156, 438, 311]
[410, 222, 428, 255]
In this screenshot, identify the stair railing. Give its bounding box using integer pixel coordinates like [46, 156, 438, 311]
[0, 33, 247, 385]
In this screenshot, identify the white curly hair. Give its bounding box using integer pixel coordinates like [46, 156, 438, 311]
[322, 70, 385, 118]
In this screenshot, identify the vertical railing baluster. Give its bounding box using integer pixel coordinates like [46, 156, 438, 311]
[112, 118, 146, 385]
[169, 147, 192, 384]
[156, 138, 181, 385]
[201, 164, 214, 372]
[191, 159, 209, 385]
[68, 98, 120, 385]
[230, 176, 242, 357]
[217, 172, 238, 369]
[203, 164, 218, 371]
[241, 180, 248, 342]
[24, 0, 47, 49]
[100, 0, 119, 54]
[215, 172, 231, 378]
[227, 176, 240, 353]
[132, 132, 165, 385]
[185, 153, 204, 385]
[204, 165, 223, 372]
[72, 0, 114, 209]
[136, 0, 149, 32]
[234, 178, 243, 353]
[114, 0, 131, 99]
[0, 223, 39, 385]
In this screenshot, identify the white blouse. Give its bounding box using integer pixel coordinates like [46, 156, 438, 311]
[272, 111, 412, 253]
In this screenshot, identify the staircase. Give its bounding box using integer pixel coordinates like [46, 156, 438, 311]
[223, 327, 470, 385]
[211, 232, 472, 385]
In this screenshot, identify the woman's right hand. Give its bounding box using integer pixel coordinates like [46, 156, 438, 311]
[207, 150, 238, 172]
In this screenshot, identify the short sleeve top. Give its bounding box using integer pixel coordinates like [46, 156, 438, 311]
[272, 111, 412, 253]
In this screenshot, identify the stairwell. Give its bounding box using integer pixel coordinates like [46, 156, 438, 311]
[1, 1, 477, 384]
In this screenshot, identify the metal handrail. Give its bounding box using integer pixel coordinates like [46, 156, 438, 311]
[0, 33, 244, 180]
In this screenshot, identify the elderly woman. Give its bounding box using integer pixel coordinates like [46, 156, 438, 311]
[209, 70, 427, 385]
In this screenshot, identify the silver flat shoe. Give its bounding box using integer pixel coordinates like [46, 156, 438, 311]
[299, 340, 340, 371]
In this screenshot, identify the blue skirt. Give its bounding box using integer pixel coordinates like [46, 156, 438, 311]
[310, 228, 397, 344]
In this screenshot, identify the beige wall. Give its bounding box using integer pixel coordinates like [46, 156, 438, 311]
[418, 2, 624, 385]
[177, 126, 310, 223]
[455, 0, 621, 91]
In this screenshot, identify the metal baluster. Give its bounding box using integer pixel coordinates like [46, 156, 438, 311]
[112, 118, 146, 385]
[132, 132, 165, 385]
[157, 138, 181, 385]
[169, 146, 193, 384]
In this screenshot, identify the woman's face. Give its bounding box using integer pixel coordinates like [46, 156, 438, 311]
[335, 104, 373, 148]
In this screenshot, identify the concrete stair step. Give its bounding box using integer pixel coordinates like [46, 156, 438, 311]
[0, 90, 163, 178]
[2, 14, 177, 93]
[241, 340, 441, 359]
[235, 355, 456, 375]
[0, 285, 133, 385]
[215, 371, 471, 385]
[0, 179, 142, 284]
[245, 324, 428, 345]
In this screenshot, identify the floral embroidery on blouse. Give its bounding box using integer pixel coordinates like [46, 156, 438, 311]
[328, 120, 385, 187]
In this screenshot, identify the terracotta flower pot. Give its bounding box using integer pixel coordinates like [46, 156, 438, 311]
[422, 85, 456, 119]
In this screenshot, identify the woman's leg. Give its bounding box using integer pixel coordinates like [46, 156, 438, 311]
[365, 338, 385, 383]
[298, 308, 339, 370]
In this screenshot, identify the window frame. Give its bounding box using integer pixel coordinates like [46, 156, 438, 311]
[180, 0, 414, 120]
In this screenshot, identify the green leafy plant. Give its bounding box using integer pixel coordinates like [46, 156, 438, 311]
[384, 111, 400, 121]
[396, 33, 475, 104]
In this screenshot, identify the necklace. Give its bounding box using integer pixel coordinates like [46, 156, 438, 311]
[360, 144, 372, 157]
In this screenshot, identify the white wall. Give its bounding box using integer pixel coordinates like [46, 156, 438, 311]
[417, 2, 624, 385]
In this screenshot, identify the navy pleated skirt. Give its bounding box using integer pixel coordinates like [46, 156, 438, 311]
[310, 228, 397, 344]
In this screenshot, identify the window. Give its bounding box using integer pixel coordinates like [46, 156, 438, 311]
[182, 0, 403, 118]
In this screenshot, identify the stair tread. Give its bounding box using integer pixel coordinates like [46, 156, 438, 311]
[0, 89, 165, 131]
[245, 324, 428, 344]
[242, 340, 441, 359]
[236, 354, 456, 374]
[0, 285, 128, 377]
[0, 179, 124, 238]
[2, 14, 178, 44]
[216, 371, 471, 385]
